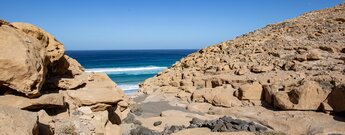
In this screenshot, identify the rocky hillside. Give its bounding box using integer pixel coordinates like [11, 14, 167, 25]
[136, 4, 345, 135]
[0, 20, 129, 135]
[140, 3, 345, 112]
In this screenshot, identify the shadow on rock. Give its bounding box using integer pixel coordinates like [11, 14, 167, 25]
[107, 106, 122, 125]
[38, 122, 54, 135]
[331, 112, 345, 122]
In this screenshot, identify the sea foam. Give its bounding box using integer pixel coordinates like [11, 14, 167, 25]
[85, 66, 166, 75]
[117, 84, 139, 91]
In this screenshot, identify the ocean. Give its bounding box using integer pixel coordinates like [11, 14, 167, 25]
[66, 49, 196, 94]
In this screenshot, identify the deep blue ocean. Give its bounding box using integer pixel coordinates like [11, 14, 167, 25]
[66, 50, 196, 94]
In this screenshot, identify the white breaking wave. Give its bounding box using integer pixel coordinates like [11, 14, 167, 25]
[85, 66, 166, 75]
[117, 84, 139, 91]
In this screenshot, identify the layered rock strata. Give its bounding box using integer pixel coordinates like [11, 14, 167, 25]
[0, 19, 129, 135]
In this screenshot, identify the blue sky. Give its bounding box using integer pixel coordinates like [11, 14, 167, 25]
[0, 0, 343, 50]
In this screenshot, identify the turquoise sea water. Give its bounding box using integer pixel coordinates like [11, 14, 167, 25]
[66, 50, 196, 94]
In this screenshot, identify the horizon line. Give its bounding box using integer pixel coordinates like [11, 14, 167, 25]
[66, 48, 200, 51]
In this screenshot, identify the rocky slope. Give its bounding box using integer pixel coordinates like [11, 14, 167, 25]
[0, 20, 129, 135]
[137, 3, 345, 135]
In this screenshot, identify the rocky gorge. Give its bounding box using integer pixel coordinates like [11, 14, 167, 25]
[1, 2, 345, 135]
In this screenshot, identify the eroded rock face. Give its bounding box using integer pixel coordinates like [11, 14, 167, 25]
[238, 82, 263, 100]
[0, 21, 46, 97]
[0, 19, 129, 135]
[66, 73, 124, 106]
[0, 94, 64, 110]
[273, 81, 330, 110]
[48, 55, 84, 77]
[11, 22, 65, 64]
[192, 85, 242, 108]
[0, 105, 39, 135]
[140, 3, 345, 112]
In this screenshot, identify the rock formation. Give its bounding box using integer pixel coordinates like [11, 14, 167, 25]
[2, 2, 345, 135]
[137, 3, 345, 134]
[140, 3, 345, 112]
[0, 19, 129, 135]
[0, 20, 46, 97]
[0, 105, 39, 135]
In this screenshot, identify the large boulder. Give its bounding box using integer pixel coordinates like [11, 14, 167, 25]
[49, 55, 84, 77]
[43, 72, 87, 90]
[67, 87, 123, 106]
[11, 23, 84, 78]
[66, 73, 125, 106]
[192, 85, 242, 108]
[0, 105, 39, 135]
[273, 81, 330, 110]
[0, 94, 64, 110]
[0, 21, 46, 97]
[11, 22, 65, 64]
[0, 19, 129, 135]
[237, 82, 263, 100]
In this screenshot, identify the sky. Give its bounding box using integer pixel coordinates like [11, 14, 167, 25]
[0, 0, 344, 50]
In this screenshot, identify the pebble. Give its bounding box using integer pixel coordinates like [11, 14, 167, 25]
[153, 121, 162, 126]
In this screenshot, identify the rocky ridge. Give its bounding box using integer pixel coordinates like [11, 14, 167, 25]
[137, 3, 345, 135]
[140, 3, 345, 113]
[0, 19, 129, 135]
